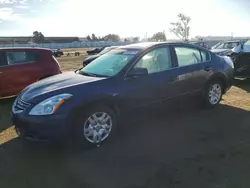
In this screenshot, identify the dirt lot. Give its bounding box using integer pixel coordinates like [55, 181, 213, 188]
[1, 49, 250, 188]
[56, 48, 89, 71]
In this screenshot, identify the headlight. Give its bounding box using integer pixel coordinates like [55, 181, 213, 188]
[29, 93, 72, 116]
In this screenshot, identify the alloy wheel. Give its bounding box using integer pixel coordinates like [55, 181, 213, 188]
[208, 83, 222, 105]
[83, 112, 112, 143]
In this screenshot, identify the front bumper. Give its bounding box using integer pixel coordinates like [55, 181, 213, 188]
[12, 113, 71, 142]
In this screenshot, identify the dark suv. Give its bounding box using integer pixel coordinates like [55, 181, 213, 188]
[12, 42, 234, 148]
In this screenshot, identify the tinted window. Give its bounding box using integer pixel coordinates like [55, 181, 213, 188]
[6, 51, 38, 65]
[134, 47, 172, 74]
[200, 50, 210, 62]
[0, 52, 7, 66]
[174, 47, 201, 67]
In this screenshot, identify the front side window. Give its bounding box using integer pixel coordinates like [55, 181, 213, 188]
[6, 51, 38, 65]
[134, 47, 172, 74]
[174, 47, 201, 67]
[79, 49, 137, 77]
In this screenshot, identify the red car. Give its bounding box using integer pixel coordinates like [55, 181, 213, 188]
[191, 42, 210, 49]
[0, 48, 61, 99]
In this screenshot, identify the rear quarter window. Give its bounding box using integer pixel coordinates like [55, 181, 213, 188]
[200, 50, 210, 62]
[6, 51, 39, 65]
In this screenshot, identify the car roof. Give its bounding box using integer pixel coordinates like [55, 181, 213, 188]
[224, 40, 241, 43]
[120, 42, 193, 50]
[120, 42, 165, 50]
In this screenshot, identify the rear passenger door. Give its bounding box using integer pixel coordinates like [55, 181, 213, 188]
[0, 50, 39, 97]
[173, 45, 213, 93]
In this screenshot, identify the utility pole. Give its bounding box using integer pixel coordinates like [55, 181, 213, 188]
[231, 32, 233, 40]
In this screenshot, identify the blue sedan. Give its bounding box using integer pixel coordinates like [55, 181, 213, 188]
[12, 42, 234, 148]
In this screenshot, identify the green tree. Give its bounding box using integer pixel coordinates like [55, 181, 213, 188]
[133, 37, 140, 42]
[86, 35, 92, 41]
[32, 31, 45, 43]
[103, 34, 120, 42]
[91, 33, 98, 41]
[169, 13, 191, 41]
[150, 32, 166, 42]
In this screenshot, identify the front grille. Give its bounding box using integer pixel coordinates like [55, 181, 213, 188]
[13, 97, 30, 113]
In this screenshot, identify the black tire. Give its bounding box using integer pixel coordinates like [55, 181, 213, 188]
[74, 105, 117, 149]
[203, 79, 223, 108]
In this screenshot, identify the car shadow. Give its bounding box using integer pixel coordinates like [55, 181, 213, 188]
[1, 102, 250, 188]
[233, 78, 250, 92]
[0, 98, 15, 130]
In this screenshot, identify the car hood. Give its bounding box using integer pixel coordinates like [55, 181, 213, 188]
[20, 71, 105, 102]
[83, 54, 100, 62]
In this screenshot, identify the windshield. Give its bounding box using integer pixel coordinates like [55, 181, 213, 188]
[99, 47, 114, 55]
[215, 42, 239, 49]
[79, 49, 137, 77]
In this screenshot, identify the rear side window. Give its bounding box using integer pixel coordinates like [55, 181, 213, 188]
[174, 46, 201, 67]
[0, 52, 7, 66]
[200, 50, 210, 62]
[6, 51, 38, 65]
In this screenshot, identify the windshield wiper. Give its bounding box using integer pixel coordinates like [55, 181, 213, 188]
[78, 71, 98, 77]
[78, 71, 108, 78]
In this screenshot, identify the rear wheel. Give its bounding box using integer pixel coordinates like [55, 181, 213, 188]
[203, 80, 223, 108]
[74, 105, 117, 149]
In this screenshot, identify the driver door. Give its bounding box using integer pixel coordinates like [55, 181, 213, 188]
[120, 46, 180, 108]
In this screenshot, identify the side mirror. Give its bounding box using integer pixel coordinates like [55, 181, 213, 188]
[126, 67, 148, 78]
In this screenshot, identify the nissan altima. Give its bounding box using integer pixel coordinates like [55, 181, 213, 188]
[12, 42, 234, 148]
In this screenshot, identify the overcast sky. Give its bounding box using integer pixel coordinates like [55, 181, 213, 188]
[0, 0, 250, 39]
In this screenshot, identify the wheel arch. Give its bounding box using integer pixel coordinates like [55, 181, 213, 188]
[69, 97, 121, 123]
[205, 72, 229, 94]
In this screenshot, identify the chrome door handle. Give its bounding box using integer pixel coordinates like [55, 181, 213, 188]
[204, 66, 212, 71]
[169, 77, 177, 82]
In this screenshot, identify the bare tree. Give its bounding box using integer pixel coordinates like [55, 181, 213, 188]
[169, 13, 191, 41]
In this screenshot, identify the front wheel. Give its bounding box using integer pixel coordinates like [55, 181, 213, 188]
[74, 105, 117, 148]
[203, 80, 223, 108]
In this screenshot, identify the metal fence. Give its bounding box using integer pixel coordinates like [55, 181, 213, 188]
[0, 40, 224, 49]
[0, 41, 134, 49]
